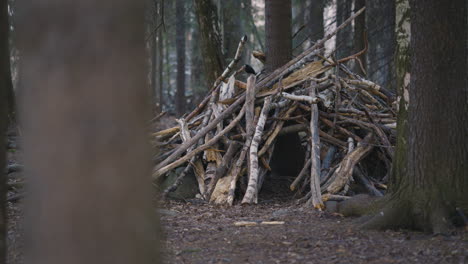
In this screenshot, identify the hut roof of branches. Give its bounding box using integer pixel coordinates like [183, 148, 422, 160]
[152, 7, 396, 207]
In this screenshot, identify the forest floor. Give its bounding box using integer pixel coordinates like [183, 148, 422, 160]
[5, 126, 468, 264]
[160, 198, 467, 264]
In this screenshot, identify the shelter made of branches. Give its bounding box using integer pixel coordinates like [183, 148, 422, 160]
[152, 7, 396, 208]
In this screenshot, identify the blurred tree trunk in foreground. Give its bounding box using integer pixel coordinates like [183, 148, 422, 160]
[17, 0, 161, 263]
[0, 0, 9, 261]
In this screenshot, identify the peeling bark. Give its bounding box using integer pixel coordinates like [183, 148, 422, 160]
[365, 0, 468, 233]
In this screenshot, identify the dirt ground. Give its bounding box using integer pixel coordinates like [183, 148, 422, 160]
[5, 130, 468, 264]
[160, 199, 467, 264]
[5, 184, 468, 264]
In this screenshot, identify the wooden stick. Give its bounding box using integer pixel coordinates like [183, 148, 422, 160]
[290, 160, 311, 191]
[326, 133, 374, 194]
[258, 104, 297, 157]
[320, 117, 362, 142]
[242, 96, 272, 204]
[153, 94, 245, 176]
[278, 124, 308, 136]
[226, 80, 258, 206]
[245, 76, 257, 136]
[205, 141, 240, 201]
[212, 35, 248, 89]
[153, 105, 246, 179]
[280, 92, 320, 104]
[308, 82, 324, 210]
[161, 35, 248, 166]
[255, 7, 366, 91]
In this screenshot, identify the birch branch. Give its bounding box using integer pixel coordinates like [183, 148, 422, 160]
[242, 96, 272, 204]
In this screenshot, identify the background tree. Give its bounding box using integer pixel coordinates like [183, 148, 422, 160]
[366, 0, 395, 91]
[149, 0, 164, 113]
[365, 0, 467, 233]
[307, 0, 324, 45]
[265, 0, 292, 72]
[352, 0, 366, 75]
[175, 0, 186, 115]
[242, 0, 264, 54]
[336, 0, 353, 59]
[194, 0, 224, 88]
[221, 0, 242, 62]
[391, 0, 410, 192]
[156, 9, 164, 111]
[17, 0, 161, 263]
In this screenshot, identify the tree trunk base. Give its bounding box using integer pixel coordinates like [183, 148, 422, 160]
[343, 193, 466, 234]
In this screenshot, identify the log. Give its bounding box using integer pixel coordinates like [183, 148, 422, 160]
[326, 133, 374, 194]
[242, 96, 272, 204]
[308, 82, 324, 210]
[205, 141, 240, 201]
[280, 92, 320, 104]
[290, 160, 311, 191]
[153, 95, 245, 177]
[153, 105, 246, 178]
[258, 104, 297, 157]
[226, 78, 258, 206]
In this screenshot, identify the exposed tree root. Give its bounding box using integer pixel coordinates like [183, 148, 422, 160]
[341, 194, 465, 234]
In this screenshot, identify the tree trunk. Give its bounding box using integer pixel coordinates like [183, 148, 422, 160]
[307, 0, 324, 45]
[191, 20, 205, 106]
[366, 0, 395, 91]
[391, 0, 410, 191]
[163, 30, 173, 106]
[194, 0, 224, 88]
[176, 0, 186, 116]
[0, 0, 8, 261]
[222, 0, 242, 62]
[265, 0, 292, 73]
[352, 0, 366, 76]
[336, 0, 353, 59]
[291, 0, 305, 52]
[365, 0, 468, 233]
[17, 0, 161, 263]
[150, 12, 158, 113]
[157, 18, 164, 112]
[242, 0, 264, 52]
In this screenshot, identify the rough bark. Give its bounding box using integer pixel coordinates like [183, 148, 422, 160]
[242, 96, 272, 204]
[176, 0, 186, 115]
[242, 0, 264, 52]
[307, 0, 324, 44]
[352, 0, 366, 76]
[221, 0, 242, 62]
[227, 76, 257, 206]
[191, 18, 205, 106]
[0, 0, 9, 261]
[366, 0, 396, 91]
[194, 0, 224, 88]
[336, 0, 353, 59]
[17, 0, 161, 263]
[157, 24, 164, 111]
[308, 83, 323, 209]
[265, 0, 292, 73]
[391, 0, 410, 191]
[365, 0, 468, 233]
